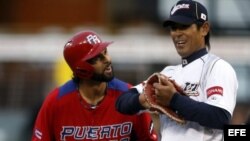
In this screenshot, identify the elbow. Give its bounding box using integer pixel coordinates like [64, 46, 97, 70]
[200, 108, 231, 130]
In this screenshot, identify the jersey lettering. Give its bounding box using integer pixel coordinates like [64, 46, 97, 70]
[60, 122, 132, 140]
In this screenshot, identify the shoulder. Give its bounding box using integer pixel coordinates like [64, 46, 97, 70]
[38, 87, 59, 110]
[40, 80, 77, 108]
[108, 78, 132, 92]
[202, 54, 235, 72]
[214, 60, 237, 82]
[58, 80, 78, 98]
[209, 55, 236, 74]
[216, 59, 234, 70]
[44, 80, 77, 102]
[205, 54, 237, 81]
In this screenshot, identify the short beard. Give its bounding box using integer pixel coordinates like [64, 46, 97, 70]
[91, 73, 114, 82]
[91, 70, 114, 82]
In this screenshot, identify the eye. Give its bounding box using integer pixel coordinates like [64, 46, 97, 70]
[86, 49, 108, 64]
[87, 56, 99, 64]
[103, 49, 107, 55]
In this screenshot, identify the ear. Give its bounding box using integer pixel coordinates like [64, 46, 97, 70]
[201, 22, 210, 37]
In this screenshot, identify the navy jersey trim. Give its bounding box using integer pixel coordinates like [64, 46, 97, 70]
[182, 48, 208, 67]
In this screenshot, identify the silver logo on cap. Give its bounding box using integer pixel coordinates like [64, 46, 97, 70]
[171, 4, 190, 15]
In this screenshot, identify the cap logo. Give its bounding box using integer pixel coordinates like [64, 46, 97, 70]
[201, 13, 207, 21]
[86, 34, 101, 44]
[171, 4, 190, 15]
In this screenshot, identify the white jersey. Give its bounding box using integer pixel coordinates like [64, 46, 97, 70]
[135, 53, 238, 141]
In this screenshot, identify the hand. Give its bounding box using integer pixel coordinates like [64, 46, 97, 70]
[153, 75, 178, 106]
[142, 73, 187, 124]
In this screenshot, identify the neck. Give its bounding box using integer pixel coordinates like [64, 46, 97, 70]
[78, 81, 107, 105]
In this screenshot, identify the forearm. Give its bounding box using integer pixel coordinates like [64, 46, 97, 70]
[170, 93, 231, 129]
[115, 88, 145, 115]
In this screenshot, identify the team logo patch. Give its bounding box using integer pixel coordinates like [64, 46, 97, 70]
[201, 13, 207, 21]
[206, 86, 223, 98]
[183, 82, 199, 96]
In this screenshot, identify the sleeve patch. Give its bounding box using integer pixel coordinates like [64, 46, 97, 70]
[206, 86, 223, 98]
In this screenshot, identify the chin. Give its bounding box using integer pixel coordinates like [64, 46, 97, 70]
[177, 50, 189, 58]
[92, 73, 114, 82]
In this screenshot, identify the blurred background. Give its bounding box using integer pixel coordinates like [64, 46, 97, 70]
[0, 0, 250, 140]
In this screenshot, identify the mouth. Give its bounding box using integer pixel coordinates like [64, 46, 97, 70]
[104, 64, 112, 74]
[175, 40, 186, 48]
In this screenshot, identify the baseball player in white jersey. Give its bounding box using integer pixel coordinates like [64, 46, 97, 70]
[115, 0, 238, 141]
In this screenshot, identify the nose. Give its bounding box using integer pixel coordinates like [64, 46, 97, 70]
[170, 29, 183, 37]
[102, 54, 111, 63]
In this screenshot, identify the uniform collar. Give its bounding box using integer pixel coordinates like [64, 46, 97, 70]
[182, 48, 208, 67]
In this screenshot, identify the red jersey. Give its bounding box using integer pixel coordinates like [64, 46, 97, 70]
[32, 78, 157, 141]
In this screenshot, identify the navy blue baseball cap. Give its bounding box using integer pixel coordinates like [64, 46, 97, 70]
[163, 0, 208, 27]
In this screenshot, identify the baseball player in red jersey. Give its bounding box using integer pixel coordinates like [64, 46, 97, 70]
[31, 31, 157, 141]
